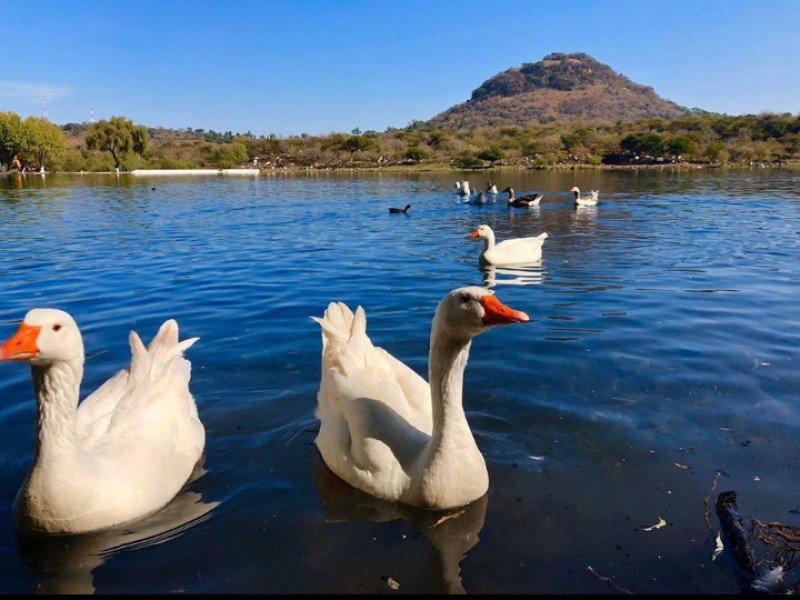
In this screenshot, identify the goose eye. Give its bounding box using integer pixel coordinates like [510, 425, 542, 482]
[459, 293, 471, 304]
[52, 324, 62, 332]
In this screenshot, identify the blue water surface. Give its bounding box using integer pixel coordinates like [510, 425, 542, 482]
[0, 169, 798, 593]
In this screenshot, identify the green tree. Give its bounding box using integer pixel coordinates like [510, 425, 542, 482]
[85, 116, 148, 169]
[665, 136, 697, 159]
[477, 147, 505, 164]
[452, 153, 480, 168]
[0, 111, 31, 169]
[23, 117, 66, 169]
[405, 147, 428, 163]
[208, 142, 248, 168]
[341, 135, 377, 153]
[705, 141, 729, 164]
[621, 132, 664, 157]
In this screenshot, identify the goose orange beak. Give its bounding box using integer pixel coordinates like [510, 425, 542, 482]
[468, 229, 479, 239]
[480, 295, 529, 325]
[0, 323, 41, 361]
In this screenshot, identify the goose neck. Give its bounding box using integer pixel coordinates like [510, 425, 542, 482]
[428, 323, 474, 450]
[481, 230, 495, 251]
[30, 360, 82, 460]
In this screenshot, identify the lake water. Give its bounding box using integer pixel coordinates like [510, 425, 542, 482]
[0, 169, 799, 593]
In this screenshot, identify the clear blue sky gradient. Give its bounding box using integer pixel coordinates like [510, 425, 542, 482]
[2, 0, 798, 136]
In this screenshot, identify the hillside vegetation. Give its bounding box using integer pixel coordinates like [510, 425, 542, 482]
[427, 53, 690, 129]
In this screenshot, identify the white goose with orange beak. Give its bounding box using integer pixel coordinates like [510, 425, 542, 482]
[468, 224, 548, 265]
[313, 286, 529, 509]
[0, 309, 205, 535]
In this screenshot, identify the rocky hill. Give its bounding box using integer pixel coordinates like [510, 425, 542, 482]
[426, 53, 690, 129]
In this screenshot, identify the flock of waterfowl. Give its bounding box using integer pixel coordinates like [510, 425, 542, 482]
[451, 180, 599, 208]
[0, 180, 597, 547]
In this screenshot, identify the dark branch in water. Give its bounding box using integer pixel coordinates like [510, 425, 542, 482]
[716, 490, 756, 576]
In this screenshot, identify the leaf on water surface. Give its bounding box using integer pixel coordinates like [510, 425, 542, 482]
[383, 576, 400, 591]
[674, 462, 689, 469]
[712, 531, 724, 561]
[642, 517, 667, 532]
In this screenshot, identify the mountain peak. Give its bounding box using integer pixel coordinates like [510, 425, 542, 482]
[428, 53, 688, 129]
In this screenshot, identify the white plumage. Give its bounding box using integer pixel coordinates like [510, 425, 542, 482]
[571, 186, 599, 206]
[0, 309, 205, 534]
[312, 287, 529, 509]
[468, 224, 548, 265]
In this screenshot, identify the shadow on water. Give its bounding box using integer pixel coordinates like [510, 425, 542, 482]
[314, 462, 487, 595]
[16, 466, 219, 594]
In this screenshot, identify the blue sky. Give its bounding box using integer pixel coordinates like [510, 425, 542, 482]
[2, 0, 798, 136]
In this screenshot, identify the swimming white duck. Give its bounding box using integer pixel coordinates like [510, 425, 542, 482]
[467, 191, 487, 205]
[312, 286, 529, 510]
[570, 186, 599, 206]
[504, 187, 543, 208]
[468, 224, 548, 265]
[0, 309, 204, 535]
[455, 181, 471, 197]
[485, 182, 499, 195]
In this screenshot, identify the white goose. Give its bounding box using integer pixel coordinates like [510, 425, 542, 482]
[0, 309, 204, 535]
[468, 224, 548, 265]
[312, 287, 529, 510]
[467, 191, 487, 205]
[455, 181, 471, 197]
[485, 182, 499, 195]
[571, 186, 599, 206]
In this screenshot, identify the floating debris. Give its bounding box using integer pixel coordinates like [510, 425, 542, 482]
[751, 565, 784, 593]
[674, 462, 689, 469]
[642, 517, 667, 532]
[432, 508, 466, 527]
[712, 531, 724, 561]
[382, 576, 400, 591]
[586, 566, 634, 595]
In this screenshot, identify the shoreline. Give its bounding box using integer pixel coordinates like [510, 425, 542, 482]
[3, 160, 799, 177]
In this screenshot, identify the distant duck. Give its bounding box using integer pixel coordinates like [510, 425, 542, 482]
[468, 224, 548, 265]
[389, 204, 411, 214]
[503, 187, 543, 208]
[571, 186, 599, 206]
[486, 182, 499, 195]
[455, 181, 471, 197]
[468, 191, 487, 205]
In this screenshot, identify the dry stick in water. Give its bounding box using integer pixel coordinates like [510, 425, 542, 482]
[751, 518, 800, 585]
[703, 470, 723, 532]
[586, 566, 634, 595]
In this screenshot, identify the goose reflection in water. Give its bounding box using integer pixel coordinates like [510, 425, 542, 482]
[572, 204, 598, 226]
[17, 467, 218, 594]
[481, 262, 545, 289]
[315, 463, 488, 595]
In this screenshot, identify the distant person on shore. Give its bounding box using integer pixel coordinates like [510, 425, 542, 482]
[10, 155, 22, 172]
